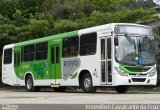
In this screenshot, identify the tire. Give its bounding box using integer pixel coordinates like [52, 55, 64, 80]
[53, 87, 66, 92]
[82, 73, 97, 93]
[25, 75, 40, 92]
[114, 86, 129, 93]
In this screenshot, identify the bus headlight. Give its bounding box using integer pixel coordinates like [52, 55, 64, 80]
[148, 68, 156, 77]
[114, 67, 127, 76]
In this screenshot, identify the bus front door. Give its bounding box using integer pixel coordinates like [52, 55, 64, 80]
[100, 37, 112, 85]
[50, 45, 62, 85]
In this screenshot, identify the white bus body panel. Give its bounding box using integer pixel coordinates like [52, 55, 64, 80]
[2, 44, 15, 85]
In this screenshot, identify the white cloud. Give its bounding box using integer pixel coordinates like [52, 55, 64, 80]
[153, 0, 160, 5]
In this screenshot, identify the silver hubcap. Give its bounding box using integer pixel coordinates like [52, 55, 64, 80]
[27, 79, 32, 90]
[84, 77, 91, 90]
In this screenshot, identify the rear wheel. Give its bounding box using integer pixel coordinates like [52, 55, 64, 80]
[114, 86, 129, 93]
[25, 75, 40, 92]
[82, 73, 97, 93]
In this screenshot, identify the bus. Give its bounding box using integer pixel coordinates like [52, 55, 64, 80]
[2, 23, 157, 93]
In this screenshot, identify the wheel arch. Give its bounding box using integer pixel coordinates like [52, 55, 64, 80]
[24, 72, 35, 85]
[78, 69, 92, 87]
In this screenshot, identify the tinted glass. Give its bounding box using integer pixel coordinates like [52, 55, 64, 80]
[107, 38, 111, 59]
[101, 39, 105, 60]
[23, 44, 35, 61]
[14, 52, 20, 67]
[56, 46, 60, 63]
[63, 37, 79, 57]
[80, 32, 97, 56]
[51, 47, 54, 64]
[4, 48, 12, 64]
[24, 45, 35, 53]
[35, 42, 48, 60]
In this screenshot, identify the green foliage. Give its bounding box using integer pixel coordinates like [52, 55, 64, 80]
[13, 9, 29, 26]
[126, 0, 156, 9]
[0, 0, 157, 49]
[0, 24, 18, 43]
[80, 0, 131, 12]
[116, 9, 156, 23]
[54, 19, 79, 33]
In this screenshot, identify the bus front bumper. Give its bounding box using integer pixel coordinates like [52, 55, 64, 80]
[113, 73, 157, 86]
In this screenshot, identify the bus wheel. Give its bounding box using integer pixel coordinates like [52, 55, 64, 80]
[82, 73, 97, 93]
[53, 87, 66, 92]
[114, 86, 129, 93]
[25, 75, 40, 92]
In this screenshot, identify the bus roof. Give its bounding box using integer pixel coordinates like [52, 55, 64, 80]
[14, 30, 78, 47]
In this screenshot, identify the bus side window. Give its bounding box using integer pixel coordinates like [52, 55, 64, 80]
[62, 36, 79, 58]
[23, 44, 35, 61]
[80, 32, 97, 56]
[14, 52, 20, 67]
[3, 48, 12, 64]
[35, 42, 48, 60]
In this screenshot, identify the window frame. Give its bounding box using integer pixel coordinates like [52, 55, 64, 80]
[62, 36, 79, 58]
[3, 48, 13, 64]
[23, 44, 35, 62]
[80, 32, 97, 56]
[14, 52, 20, 67]
[35, 42, 48, 60]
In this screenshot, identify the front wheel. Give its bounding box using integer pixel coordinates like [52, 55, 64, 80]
[82, 73, 97, 93]
[114, 86, 129, 93]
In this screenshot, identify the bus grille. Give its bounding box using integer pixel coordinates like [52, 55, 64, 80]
[129, 73, 147, 76]
[131, 78, 146, 82]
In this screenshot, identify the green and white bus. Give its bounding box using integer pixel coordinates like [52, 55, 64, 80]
[2, 23, 157, 93]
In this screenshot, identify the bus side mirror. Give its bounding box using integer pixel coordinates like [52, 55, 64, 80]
[114, 37, 118, 46]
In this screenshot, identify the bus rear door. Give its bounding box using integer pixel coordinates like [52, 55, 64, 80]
[49, 40, 62, 86]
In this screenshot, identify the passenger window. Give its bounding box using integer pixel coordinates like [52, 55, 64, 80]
[63, 36, 79, 57]
[23, 44, 35, 61]
[14, 52, 20, 67]
[35, 42, 48, 60]
[3, 48, 12, 64]
[80, 32, 97, 56]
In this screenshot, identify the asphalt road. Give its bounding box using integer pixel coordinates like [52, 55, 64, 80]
[0, 88, 160, 104]
[0, 88, 160, 110]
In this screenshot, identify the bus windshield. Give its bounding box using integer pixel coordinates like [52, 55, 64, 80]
[115, 35, 155, 66]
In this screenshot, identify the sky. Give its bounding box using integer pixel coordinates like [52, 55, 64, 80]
[153, 0, 160, 5]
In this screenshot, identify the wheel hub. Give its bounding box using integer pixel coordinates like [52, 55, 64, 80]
[84, 77, 91, 90]
[27, 79, 32, 90]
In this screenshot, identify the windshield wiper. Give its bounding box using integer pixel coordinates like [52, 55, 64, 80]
[125, 34, 134, 45]
[125, 34, 136, 51]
